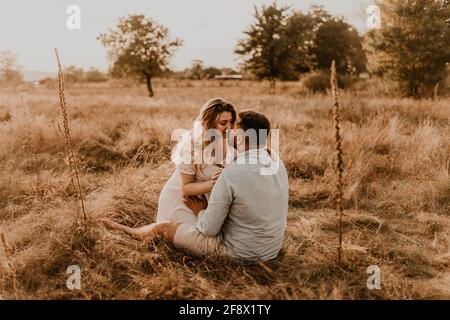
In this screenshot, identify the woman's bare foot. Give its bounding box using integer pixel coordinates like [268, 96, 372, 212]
[99, 218, 123, 230]
[100, 218, 159, 241]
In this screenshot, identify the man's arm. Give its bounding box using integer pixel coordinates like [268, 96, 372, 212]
[196, 172, 233, 237]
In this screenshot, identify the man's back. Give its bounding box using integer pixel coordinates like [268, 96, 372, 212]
[197, 148, 289, 261]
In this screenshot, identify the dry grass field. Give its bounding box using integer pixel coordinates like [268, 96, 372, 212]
[0, 79, 450, 299]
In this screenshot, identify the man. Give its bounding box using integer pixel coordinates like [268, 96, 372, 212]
[104, 110, 289, 261]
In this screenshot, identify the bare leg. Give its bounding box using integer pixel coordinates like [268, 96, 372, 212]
[101, 218, 181, 242]
[101, 218, 159, 240]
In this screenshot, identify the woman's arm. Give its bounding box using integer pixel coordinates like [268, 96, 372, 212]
[179, 168, 222, 196]
[179, 172, 214, 196]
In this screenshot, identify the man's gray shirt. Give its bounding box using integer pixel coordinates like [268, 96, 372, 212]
[196, 148, 289, 261]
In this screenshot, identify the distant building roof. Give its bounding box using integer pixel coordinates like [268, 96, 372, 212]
[214, 75, 242, 80]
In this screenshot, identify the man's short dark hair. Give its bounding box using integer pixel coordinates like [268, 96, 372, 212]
[237, 110, 271, 147]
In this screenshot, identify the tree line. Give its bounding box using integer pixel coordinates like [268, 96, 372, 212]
[96, 1, 449, 98]
[96, 5, 369, 96]
[235, 4, 367, 91]
[1, 0, 449, 98]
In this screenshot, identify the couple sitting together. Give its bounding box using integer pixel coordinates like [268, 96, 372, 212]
[103, 98, 289, 262]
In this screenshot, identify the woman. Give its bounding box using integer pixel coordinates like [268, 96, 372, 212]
[102, 98, 237, 238]
[158, 97, 237, 224]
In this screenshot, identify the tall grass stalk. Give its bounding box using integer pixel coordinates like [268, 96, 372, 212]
[55, 48, 87, 225]
[1, 233, 18, 298]
[330, 61, 344, 265]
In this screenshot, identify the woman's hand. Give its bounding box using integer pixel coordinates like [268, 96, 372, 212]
[211, 167, 223, 184]
[207, 169, 222, 190]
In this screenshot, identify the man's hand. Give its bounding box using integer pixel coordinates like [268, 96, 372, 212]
[183, 195, 208, 216]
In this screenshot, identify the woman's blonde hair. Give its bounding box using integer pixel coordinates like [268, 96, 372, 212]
[197, 97, 237, 131]
[172, 98, 237, 174]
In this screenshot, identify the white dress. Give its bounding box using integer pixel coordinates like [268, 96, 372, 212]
[156, 144, 236, 224]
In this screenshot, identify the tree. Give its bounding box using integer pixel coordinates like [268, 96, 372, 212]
[235, 3, 367, 89]
[189, 59, 205, 80]
[98, 14, 182, 97]
[0, 51, 23, 85]
[221, 68, 240, 75]
[63, 65, 84, 83]
[235, 3, 294, 90]
[203, 66, 222, 79]
[309, 7, 367, 75]
[284, 11, 316, 74]
[83, 68, 108, 82]
[84, 67, 108, 82]
[369, 0, 450, 98]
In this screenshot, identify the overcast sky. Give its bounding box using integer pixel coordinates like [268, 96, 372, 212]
[0, 0, 372, 72]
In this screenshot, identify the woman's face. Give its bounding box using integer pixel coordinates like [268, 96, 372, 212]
[215, 112, 234, 136]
